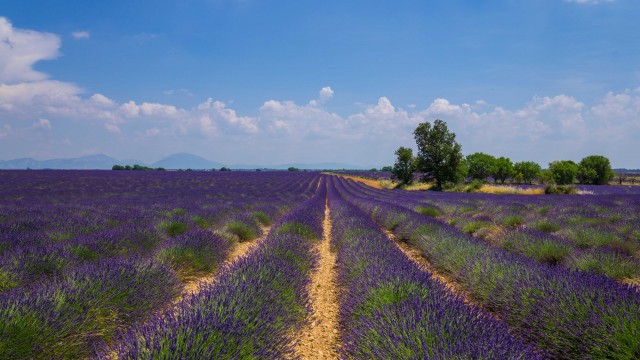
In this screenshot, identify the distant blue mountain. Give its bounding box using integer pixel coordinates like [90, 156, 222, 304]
[0, 154, 131, 170]
[231, 162, 371, 170]
[152, 153, 224, 170]
[0, 153, 372, 170]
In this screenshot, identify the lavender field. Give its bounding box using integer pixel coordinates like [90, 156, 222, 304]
[0, 171, 639, 359]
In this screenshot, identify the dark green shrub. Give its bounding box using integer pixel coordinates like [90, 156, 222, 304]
[532, 220, 561, 233]
[536, 206, 550, 215]
[416, 206, 441, 217]
[607, 239, 640, 257]
[157, 247, 215, 280]
[462, 221, 491, 234]
[171, 208, 186, 216]
[544, 185, 577, 194]
[502, 215, 525, 227]
[0, 270, 17, 292]
[573, 253, 638, 279]
[48, 232, 73, 242]
[573, 229, 619, 248]
[274, 222, 316, 239]
[253, 211, 272, 226]
[159, 221, 188, 237]
[464, 179, 484, 193]
[70, 245, 99, 262]
[226, 221, 258, 241]
[191, 216, 211, 229]
[524, 242, 570, 265]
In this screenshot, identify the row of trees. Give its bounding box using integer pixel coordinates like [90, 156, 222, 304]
[391, 119, 615, 189]
[112, 164, 165, 171]
[465, 154, 615, 186]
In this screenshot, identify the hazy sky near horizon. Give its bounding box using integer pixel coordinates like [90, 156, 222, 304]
[1, 0, 639, 167]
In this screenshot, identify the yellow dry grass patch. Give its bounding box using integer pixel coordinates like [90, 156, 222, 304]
[477, 185, 544, 195]
[622, 278, 640, 288]
[326, 173, 434, 191]
[403, 182, 433, 191]
[324, 173, 385, 189]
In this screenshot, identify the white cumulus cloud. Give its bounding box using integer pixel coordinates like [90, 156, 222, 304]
[308, 86, 335, 107]
[260, 93, 343, 138]
[319, 86, 334, 101]
[0, 17, 60, 84]
[196, 98, 258, 134]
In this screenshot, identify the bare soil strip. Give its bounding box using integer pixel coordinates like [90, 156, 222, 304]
[177, 225, 271, 302]
[384, 230, 500, 320]
[292, 198, 340, 359]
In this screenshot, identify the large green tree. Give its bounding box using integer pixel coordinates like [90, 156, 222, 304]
[549, 160, 578, 185]
[413, 119, 464, 190]
[391, 147, 415, 185]
[491, 157, 515, 184]
[465, 152, 496, 181]
[577, 155, 615, 185]
[514, 161, 541, 184]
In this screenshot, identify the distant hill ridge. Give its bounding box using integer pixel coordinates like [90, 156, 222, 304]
[0, 153, 370, 170]
[151, 153, 224, 170]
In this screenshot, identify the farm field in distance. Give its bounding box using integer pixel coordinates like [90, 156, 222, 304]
[0, 170, 639, 359]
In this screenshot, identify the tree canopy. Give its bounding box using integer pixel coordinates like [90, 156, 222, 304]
[549, 160, 579, 185]
[514, 161, 541, 184]
[465, 152, 496, 181]
[577, 155, 615, 185]
[491, 157, 515, 184]
[413, 119, 464, 190]
[391, 147, 415, 185]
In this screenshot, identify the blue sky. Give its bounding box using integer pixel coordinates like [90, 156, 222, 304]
[1, 0, 639, 167]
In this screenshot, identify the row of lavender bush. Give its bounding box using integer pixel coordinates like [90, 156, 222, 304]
[0, 171, 320, 293]
[334, 176, 640, 359]
[327, 177, 538, 359]
[0, 171, 320, 358]
[111, 178, 327, 358]
[340, 176, 640, 281]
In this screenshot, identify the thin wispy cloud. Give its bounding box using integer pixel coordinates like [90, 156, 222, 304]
[163, 89, 194, 97]
[32, 118, 52, 130]
[564, 0, 614, 4]
[71, 31, 90, 40]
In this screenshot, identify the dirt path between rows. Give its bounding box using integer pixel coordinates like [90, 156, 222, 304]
[104, 226, 270, 359]
[176, 225, 271, 302]
[291, 197, 340, 359]
[384, 230, 500, 320]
